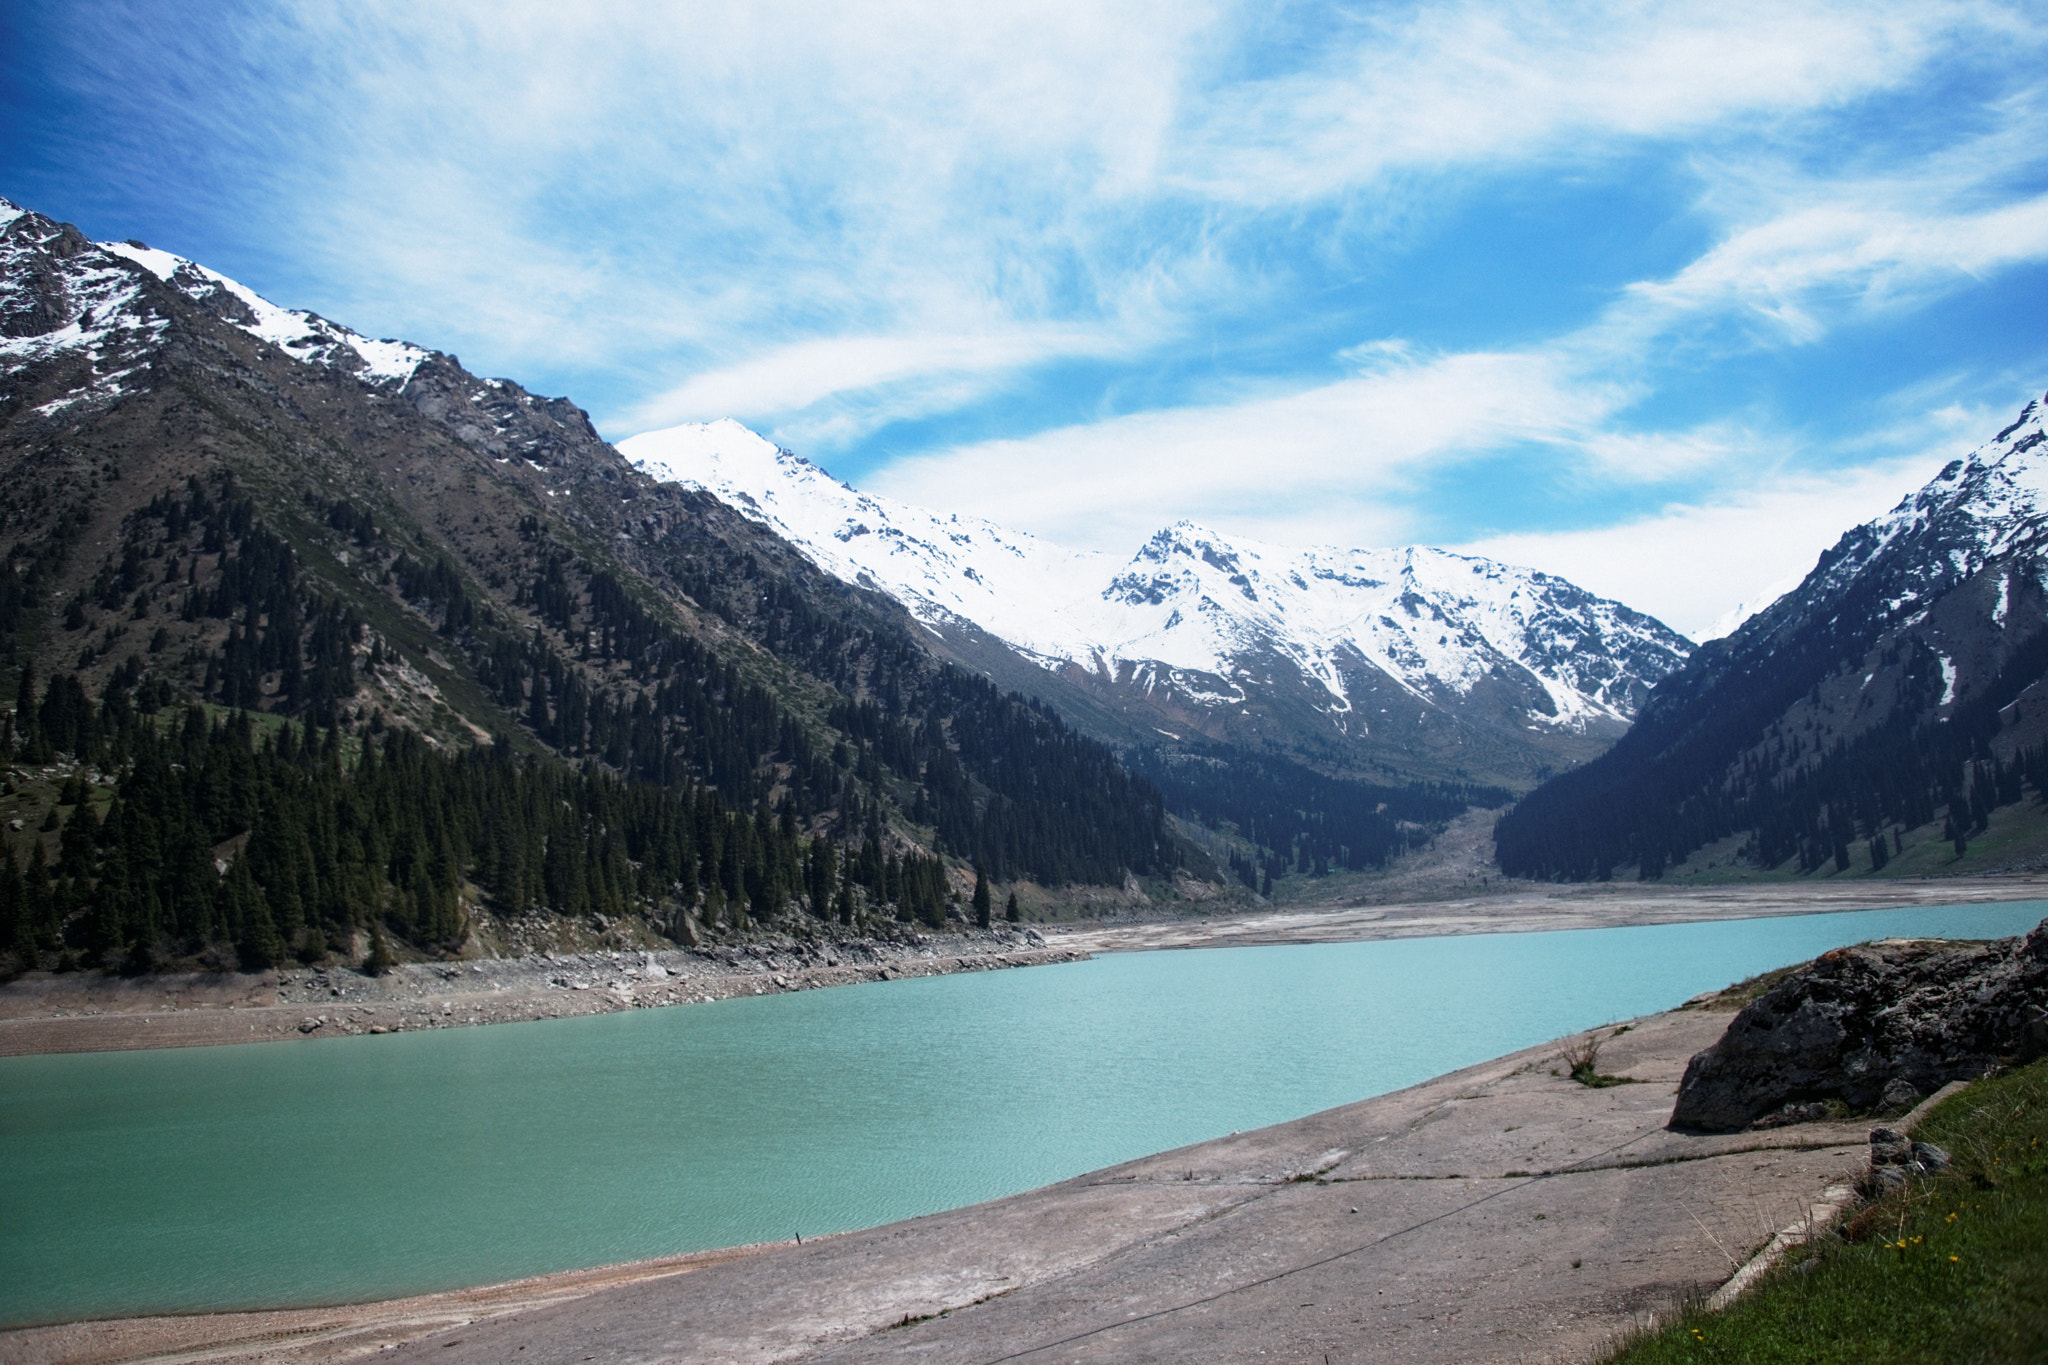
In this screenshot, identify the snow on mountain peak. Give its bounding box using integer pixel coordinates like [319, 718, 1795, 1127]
[622, 419, 1692, 729]
[1, 203, 431, 405]
[98, 240, 429, 386]
[1772, 390, 2048, 640]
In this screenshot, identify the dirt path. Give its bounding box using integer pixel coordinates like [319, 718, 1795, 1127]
[3, 995, 1927, 1365]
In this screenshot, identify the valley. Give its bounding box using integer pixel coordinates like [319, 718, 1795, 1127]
[10, 9, 2048, 1363]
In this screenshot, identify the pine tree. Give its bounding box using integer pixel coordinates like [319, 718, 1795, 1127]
[1004, 890, 1020, 924]
[972, 864, 991, 929]
[364, 921, 395, 976]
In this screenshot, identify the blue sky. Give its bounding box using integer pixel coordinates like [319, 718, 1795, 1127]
[6, 0, 2047, 636]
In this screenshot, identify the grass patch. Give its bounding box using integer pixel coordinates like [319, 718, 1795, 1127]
[1601, 1058, 2048, 1364]
[1562, 1031, 1640, 1088]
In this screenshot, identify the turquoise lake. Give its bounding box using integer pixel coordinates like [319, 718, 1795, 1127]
[3, 899, 2045, 1327]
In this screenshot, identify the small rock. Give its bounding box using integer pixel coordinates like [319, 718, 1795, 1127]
[1869, 1127, 1913, 1166]
[1910, 1140, 1951, 1173]
[1877, 1077, 1923, 1115]
[1869, 1128, 1951, 1186]
[2024, 1012, 2048, 1061]
[297, 1018, 322, 1033]
[1750, 1100, 1831, 1129]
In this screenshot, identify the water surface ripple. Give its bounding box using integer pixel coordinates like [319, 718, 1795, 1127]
[3, 900, 2043, 1326]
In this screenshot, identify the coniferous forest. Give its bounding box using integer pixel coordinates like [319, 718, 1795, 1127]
[0, 199, 1530, 980]
[1127, 744, 1508, 892]
[0, 207, 1205, 977]
[0, 463, 1181, 973]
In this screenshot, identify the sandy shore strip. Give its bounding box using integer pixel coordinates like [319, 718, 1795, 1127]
[0, 930, 1081, 1057]
[3, 983, 1947, 1365]
[5, 876, 2044, 1058]
[1045, 873, 2048, 954]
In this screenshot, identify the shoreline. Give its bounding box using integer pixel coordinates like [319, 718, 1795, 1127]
[1043, 872, 2048, 954]
[4, 876, 2045, 1058]
[0, 930, 1082, 1058]
[2, 979, 1936, 1365]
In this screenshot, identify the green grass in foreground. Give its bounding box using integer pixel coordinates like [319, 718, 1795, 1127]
[1603, 1058, 2048, 1365]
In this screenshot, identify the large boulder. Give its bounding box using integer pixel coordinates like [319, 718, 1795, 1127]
[1669, 919, 2048, 1132]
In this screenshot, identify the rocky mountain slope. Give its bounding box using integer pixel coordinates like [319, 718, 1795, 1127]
[1496, 390, 2048, 880]
[0, 197, 1196, 974]
[624, 420, 1693, 789]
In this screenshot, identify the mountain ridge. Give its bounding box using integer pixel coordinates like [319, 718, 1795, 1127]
[1496, 388, 2048, 881]
[623, 418, 1695, 789]
[0, 195, 1203, 976]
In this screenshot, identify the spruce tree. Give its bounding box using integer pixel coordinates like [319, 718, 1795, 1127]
[364, 921, 395, 976]
[972, 864, 991, 929]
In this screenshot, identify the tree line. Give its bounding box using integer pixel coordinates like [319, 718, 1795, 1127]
[1497, 625, 2048, 879]
[0, 668, 976, 974]
[1127, 743, 1508, 892]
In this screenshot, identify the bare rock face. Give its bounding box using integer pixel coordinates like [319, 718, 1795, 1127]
[1669, 921, 2048, 1132]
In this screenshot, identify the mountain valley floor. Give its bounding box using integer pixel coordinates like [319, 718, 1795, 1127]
[1045, 872, 2048, 955]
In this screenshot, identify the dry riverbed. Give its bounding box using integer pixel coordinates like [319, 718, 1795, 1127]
[0, 928, 1079, 1057]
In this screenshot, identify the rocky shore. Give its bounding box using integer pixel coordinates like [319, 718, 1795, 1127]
[0, 927, 1080, 1056]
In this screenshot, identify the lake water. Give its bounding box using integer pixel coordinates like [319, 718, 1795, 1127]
[3, 899, 2044, 1327]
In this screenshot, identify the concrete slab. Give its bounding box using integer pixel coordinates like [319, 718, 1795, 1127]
[344, 1004, 1869, 1365]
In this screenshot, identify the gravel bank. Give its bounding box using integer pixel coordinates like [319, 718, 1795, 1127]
[0, 928, 1080, 1057]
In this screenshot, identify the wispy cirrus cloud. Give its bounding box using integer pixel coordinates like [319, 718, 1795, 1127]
[869, 347, 1615, 551]
[8, 0, 2048, 624]
[1170, 2, 1982, 204]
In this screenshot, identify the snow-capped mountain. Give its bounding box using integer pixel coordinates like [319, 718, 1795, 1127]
[625, 420, 1694, 785]
[1772, 396, 2048, 640]
[1498, 389, 2048, 879]
[0, 191, 1688, 789]
[0, 198, 429, 407]
[1, 198, 621, 473]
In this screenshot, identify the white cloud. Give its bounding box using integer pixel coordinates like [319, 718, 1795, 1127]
[49, 0, 2043, 440]
[1174, 2, 1983, 205]
[1618, 195, 2048, 344]
[868, 348, 1611, 550]
[1455, 455, 1954, 638]
[612, 325, 1132, 435]
[863, 155, 2048, 565]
